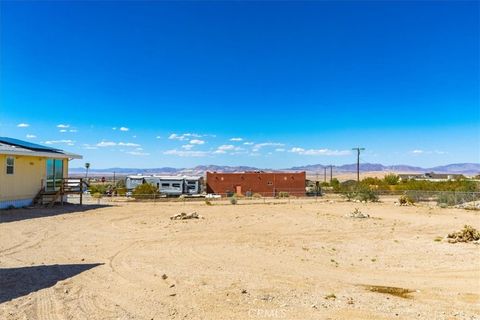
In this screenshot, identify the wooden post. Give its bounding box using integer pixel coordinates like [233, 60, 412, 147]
[80, 178, 83, 205]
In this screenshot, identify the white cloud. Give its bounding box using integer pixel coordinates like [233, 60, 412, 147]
[96, 141, 117, 147]
[44, 140, 75, 146]
[156, 136, 161, 139]
[168, 133, 205, 141]
[213, 144, 243, 154]
[182, 144, 194, 150]
[410, 149, 447, 155]
[126, 151, 150, 156]
[289, 147, 350, 156]
[95, 141, 140, 147]
[17, 123, 29, 128]
[217, 144, 235, 151]
[120, 127, 129, 131]
[275, 148, 285, 152]
[230, 137, 243, 141]
[252, 142, 284, 152]
[118, 142, 140, 147]
[69, 129, 78, 133]
[243, 142, 254, 145]
[82, 144, 98, 150]
[57, 124, 70, 128]
[112, 127, 117, 130]
[164, 149, 209, 157]
[189, 139, 205, 145]
[26, 134, 36, 139]
[59, 129, 67, 133]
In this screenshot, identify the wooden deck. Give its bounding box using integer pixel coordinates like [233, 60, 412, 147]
[33, 178, 85, 207]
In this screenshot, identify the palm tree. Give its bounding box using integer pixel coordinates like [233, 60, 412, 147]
[85, 162, 90, 179]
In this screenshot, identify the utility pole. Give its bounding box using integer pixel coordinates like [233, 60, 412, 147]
[352, 147, 365, 183]
[329, 165, 333, 183]
[324, 167, 327, 183]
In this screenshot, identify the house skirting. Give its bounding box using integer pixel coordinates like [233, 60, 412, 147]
[0, 198, 33, 209]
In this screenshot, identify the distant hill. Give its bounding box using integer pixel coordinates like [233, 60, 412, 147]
[70, 162, 480, 176]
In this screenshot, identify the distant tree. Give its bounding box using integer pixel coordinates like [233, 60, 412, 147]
[85, 162, 91, 179]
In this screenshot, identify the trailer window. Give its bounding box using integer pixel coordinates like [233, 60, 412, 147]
[6, 156, 14, 174]
[161, 183, 170, 187]
[172, 183, 181, 188]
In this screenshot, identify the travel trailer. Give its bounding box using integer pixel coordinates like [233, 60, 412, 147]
[125, 175, 203, 196]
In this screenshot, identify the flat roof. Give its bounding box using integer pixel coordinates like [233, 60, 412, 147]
[0, 137, 82, 159]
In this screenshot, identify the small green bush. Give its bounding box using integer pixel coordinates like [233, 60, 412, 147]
[205, 199, 213, 206]
[133, 183, 159, 200]
[277, 191, 290, 198]
[230, 197, 237, 205]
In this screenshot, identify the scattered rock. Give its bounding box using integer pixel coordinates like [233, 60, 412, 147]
[447, 225, 480, 243]
[161, 274, 168, 280]
[170, 212, 203, 220]
[324, 293, 336, 300]
[346, 208, 370, 219]
[347, 297, 354, 305]
[241, 289, 248, 294]
[169, 293, 176, 297]
[169, 284, 175, 288]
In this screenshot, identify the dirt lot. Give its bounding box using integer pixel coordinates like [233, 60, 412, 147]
[1, 197, 479, 320]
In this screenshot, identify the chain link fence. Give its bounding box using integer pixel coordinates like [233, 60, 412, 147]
[63, 190, 480, 209]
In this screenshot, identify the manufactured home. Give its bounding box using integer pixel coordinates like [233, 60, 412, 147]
[0, 137, 82, 209]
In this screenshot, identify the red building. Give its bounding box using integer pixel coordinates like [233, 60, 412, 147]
[206, 171, 306, 197]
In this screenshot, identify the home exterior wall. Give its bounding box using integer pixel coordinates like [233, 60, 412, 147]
[206, 172, 306, 197]
[0, 155, 68, 208]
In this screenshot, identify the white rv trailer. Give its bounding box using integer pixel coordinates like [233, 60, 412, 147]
[155, 176, 184, 196]
[125, 175, 203, 196]
[125, 175, 148, 190]
[183, 176, 203, 195]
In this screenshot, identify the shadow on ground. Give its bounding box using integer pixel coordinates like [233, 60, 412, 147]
[0, 263, 103, 303]
[0, 204, 111, 224]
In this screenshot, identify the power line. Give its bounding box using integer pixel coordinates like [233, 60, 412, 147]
[352, 147, 365, 183]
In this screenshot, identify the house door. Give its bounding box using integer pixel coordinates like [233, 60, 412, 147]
[235, 185, 242, 196]
[46, 159, 64, 191]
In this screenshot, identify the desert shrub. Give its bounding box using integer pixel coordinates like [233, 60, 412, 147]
[230, 197, 237, 205]
[116, 187, 127, 196]
[133, 183, 159, 199]
[356, 188, 379, 202]
[92, 192, 103, 199]
[383, 174, 400, 185]
[205, 199, 213, 206]
[89, 184, 110, 195]
[438, 192, 475, 206]
[328, 178, 341, 191]
[252, 193, 263, 198]
[343, 191, 357, 201]
[399, 194, 415, 206]
[277, 191, 289, 198]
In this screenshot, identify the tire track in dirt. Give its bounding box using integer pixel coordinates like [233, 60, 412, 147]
[35, 288, 61, 320]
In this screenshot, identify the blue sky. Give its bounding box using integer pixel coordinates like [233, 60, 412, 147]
[1, 1, 479, 169]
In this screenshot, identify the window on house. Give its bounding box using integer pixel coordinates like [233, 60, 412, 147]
[267, 181, 273, 185]
[6, 157, 14, 174]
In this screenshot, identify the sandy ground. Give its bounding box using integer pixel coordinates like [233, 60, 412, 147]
[1, 197, 479, 320]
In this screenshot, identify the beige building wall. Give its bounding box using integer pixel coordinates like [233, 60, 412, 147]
[0, 154, 68, 202]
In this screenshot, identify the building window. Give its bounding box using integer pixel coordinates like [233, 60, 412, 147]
[6, 156, 14, 174]
[267, 181, 273, 186]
